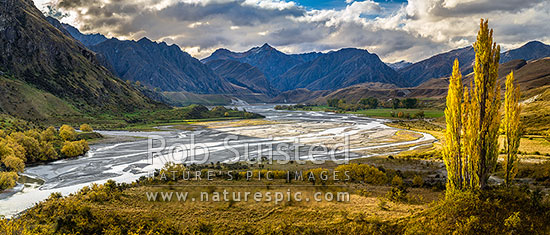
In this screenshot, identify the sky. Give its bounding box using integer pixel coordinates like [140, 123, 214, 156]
[34, 0, 550, 63]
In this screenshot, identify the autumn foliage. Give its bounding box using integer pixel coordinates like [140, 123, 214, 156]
[443, 19, 521, 193]
[503, 71, 521, 186]
[59, 125, 77, 141]
[80, 124, 93, 132]
[61, 140, 90, 158]
[0, 124, 91, 191]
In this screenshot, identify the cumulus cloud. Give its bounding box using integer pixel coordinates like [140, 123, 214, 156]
[51, 0, 550, 62]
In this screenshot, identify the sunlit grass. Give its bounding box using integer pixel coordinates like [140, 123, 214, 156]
[351, 108, 444, 119]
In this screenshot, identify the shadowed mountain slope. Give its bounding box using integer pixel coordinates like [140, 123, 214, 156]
[274, 48, 403, 91]
[0, 0, 162, 120]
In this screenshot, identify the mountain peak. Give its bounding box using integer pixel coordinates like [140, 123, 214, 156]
[213, 48, 231, 54]
[250, 43, 275, 53]
[501, 40, 550, 63]
[137, 37, 153, 44]
[260, 43, 273, 49]
[336, 47, 369, 53]
[137, 37, 151, 42]
[524, 40, 545, 47]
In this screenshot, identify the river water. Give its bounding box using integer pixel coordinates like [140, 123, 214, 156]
[0, 104, 435, 217]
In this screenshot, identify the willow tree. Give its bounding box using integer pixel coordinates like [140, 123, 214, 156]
[443, 59, 463, 193]
[503, 71, 521, 186]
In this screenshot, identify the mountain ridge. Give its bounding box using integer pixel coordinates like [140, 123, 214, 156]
[500, 41, 550, 63]
[397, 46, 475, 87]
[274, 48, 403, 91]
[202, 43, 322, 82]
[89, 37, 239, 94]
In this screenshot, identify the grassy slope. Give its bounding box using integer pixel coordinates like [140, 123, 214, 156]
[350, 108, 444, 119]
[0, 75, 80, 120]
[521, 85, 550, 133]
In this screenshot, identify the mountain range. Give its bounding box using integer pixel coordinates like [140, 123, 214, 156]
[396, 41, 550, 88]
[272, 58, 550, 106]
[203, 44, 406, 91]
[202, 44, 322, 82]
[41, 12, 550, 105]
[89, 37, 235, 94]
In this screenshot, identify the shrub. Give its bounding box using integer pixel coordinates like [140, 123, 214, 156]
[335, 163, 387, 185]
[401, 189, 550, 234]
[414, 111, 425, 119]
[386, 186, 408, 202]
[80, 124, 93, 132]
[38, 141, 58, 161]
[40, 126, 58, 142]
[61, 140, 90, 158]
[413, 175, 424, 187]
[391, 175, 403, 186]
[0, 171, 18, 190]
[397, 112, 404, 118]
[1, 137, 26, 161]
[59, 125, 76, 141]
[10, 132, 40, 162]
[304, 168, 331, 185]
[1, 155, 25, 172]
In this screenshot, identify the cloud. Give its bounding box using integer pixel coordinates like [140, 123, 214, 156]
[51, 0, 550, 62]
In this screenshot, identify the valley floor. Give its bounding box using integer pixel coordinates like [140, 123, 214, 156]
[2, 109, 550, 234]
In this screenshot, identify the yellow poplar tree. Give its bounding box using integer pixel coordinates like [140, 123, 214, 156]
[467, 19, 501, 190]
[462, 85, 474, 188]
[443, 59, 464, 193]
[503, 71, 521, 186]
[444, 19, 504, 192]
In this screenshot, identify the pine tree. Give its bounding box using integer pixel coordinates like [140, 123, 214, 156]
[443, 59, 463, 193]
[503, 71, 521, 186]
